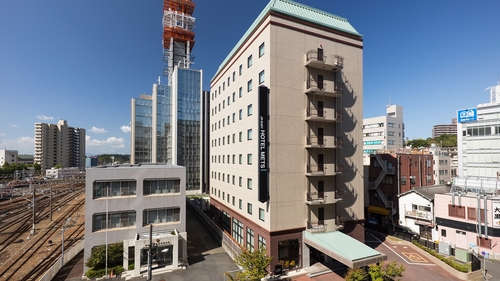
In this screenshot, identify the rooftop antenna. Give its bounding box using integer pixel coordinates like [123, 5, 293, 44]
[386, 95, 392, 108]
[157, 76, 161, 85]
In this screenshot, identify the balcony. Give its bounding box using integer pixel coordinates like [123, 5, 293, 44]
[305, 80, 343, 97]
[405, 210, 432, 221]
[306, 136, 344, 149]
[306, 163, 343, 176]
[306, 190, 344, 205]
[306, 217, 344, 233]
[305, 50, 344, 71]
[305, 108, 342, 123]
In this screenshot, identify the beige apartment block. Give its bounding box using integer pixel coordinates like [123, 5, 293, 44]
[208, 0, 384, 271]
[34, 119, 86, 170]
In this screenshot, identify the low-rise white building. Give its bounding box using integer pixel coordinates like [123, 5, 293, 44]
[398, 184, 450, 242]
[0, 149, 18, 166]
[45, 167, 81, 179]
[84, 163, 187, 278]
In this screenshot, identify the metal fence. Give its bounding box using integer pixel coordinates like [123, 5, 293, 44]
[39, 240, 84, 281]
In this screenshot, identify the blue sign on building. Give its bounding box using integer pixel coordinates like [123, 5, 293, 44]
[457, 108, 477, 122]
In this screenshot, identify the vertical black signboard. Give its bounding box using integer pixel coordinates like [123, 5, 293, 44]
[258, 86, 269, 203]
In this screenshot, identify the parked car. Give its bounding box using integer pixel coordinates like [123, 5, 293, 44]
[394, 225, 420, 239]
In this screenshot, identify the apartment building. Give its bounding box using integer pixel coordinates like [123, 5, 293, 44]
[34, 119, 86, 170]
[84, 163, 187, 278]
[457, 84, 500, 178]
[363, 105, 404, 156]
[208, 0, 384, 270]
[429, 144, 452, 185]
[432, 118, 457, 138]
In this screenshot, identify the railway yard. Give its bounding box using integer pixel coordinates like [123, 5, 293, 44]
[0, 180, 85, 280]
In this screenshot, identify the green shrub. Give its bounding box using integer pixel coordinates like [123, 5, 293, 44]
[85, 266, 124, 279]
[412, 241, 470, 273]
[128, 262, 134, 270]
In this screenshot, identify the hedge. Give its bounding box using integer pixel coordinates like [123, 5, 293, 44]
[412, 241, 470, 273]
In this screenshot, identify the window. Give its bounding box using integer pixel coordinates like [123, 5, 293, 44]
[143, 179, 180, 195]
[239, 87, 243, 97]
[232, 218, 244, 245]
[247, 104, 253, 116]
[258, 235, 266, 249]
[228, 77, 230, 87]
[92, 211, 136, 231]
[247, 178, 252, 190]
[247, 79, 253, 92]
[259, 43, 265, 57]
[239, 176, 242, 187]
[259, 208, 265, 221]
[142, 208, 180, 225]
[278, 239, 300, 270]
[239, 199, 242, 209]
[232, 113, 236, 123]
[233, 71, 236, 81]
[93, 181, 137, 198]
[247, 154, 253, 165]
[400, 176, 407, 185]
[232, 196, 235, 205]
[223, 82, 225, 91]
[232, 92, 236, 102]
[232, 154, 235, 164]
[227, 96, 230, 106]
[259, 70, 265, 84]
[239, 64, 243, 75]
[232, 175, 235, 185]
[247, 203, 253, 214]
[247, 129, 253, 140]
[239, 154, 243, 164]
[247, 55, 253, 68]
[239, 131, 243, 142]
[232, 133, 236, 143]
[441, 229, 446, 237]
[247, 227, 255, 252]
[448, 204, 466, 219]
[239, 109, 243, 120]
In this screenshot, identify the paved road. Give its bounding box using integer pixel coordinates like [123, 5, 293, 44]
[366, 232, 461, 281]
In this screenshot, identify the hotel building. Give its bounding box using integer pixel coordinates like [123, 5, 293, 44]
[208, 0, 384, 270]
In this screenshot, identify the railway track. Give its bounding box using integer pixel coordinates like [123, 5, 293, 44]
[0, 183, 85, 280]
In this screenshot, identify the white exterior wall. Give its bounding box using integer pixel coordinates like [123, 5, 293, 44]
[84, 164, 187, 277]
[0, 150, 18, 166]
[398, 192, 438, 241]
[363, 105, 404, 154]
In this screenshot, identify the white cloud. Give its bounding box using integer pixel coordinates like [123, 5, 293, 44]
[86, 136, 126, 154]
[0, 136, 34, 154]
[121, 125, 131, 133]
[0, 133, 4, 137]
[37, 115, 53, 121]
[11, 124, 18, 127]
[89, 126, 108, 133]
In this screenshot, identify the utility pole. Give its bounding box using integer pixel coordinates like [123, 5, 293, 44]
[32, 185, 36, 234]
[148, 224, 153, 281]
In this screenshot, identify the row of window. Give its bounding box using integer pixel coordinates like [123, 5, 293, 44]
[92, 207, 180, 231]
[211, 43, 265, 101]
[211, 173, 253, 190]
[92, 179, 181, 199]
[211, 153, 253, 165]
[211, 186, 265, 222]
[231, 217, 267, 252]
[463, 125, 500, 137]
[211, 104, 253, 132]
[211, 127, 254, 146]
[448, 205, 486, 221]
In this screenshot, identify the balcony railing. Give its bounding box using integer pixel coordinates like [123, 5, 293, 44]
[307, 220, 327, 232]
[405, 210, 432, 220]
[305, 50, 344, 70]
[305, 108, 343, 122]
[306, 163, 344, 176]
[305, 80, 343, 97]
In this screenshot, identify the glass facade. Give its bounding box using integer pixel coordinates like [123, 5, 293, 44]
[132, 67, 201, 192]
[176, 68, 201, 191]
[134, 98, 153, 163]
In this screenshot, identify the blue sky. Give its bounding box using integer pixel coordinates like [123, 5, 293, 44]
[1, 0, 500, 155]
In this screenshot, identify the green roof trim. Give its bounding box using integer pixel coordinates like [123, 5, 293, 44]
[213, 0, 361, 79]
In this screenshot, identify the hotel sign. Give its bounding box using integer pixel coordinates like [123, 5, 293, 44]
[457, 108, 477, 123]
[258, 86, 269, 203]
[493, 201, 500, 228]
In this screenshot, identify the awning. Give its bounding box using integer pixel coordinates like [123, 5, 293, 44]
[303, 231, 386, 268]
[368, 205, 391, 216]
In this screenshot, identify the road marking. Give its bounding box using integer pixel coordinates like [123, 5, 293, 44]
[401, 252, 428, 262]
[367, 233, 435, 266]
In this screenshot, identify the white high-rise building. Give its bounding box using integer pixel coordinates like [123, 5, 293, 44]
[363, 105, 404, 156]
[457, 84, 500, 178]
[34, 119, 85, 170]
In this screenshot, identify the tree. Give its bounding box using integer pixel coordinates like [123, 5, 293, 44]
[53, 164, 63, 169]
[344, 261, 405, 281]
[225, 246, 272, 281]
[86, 242, 123, 269]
